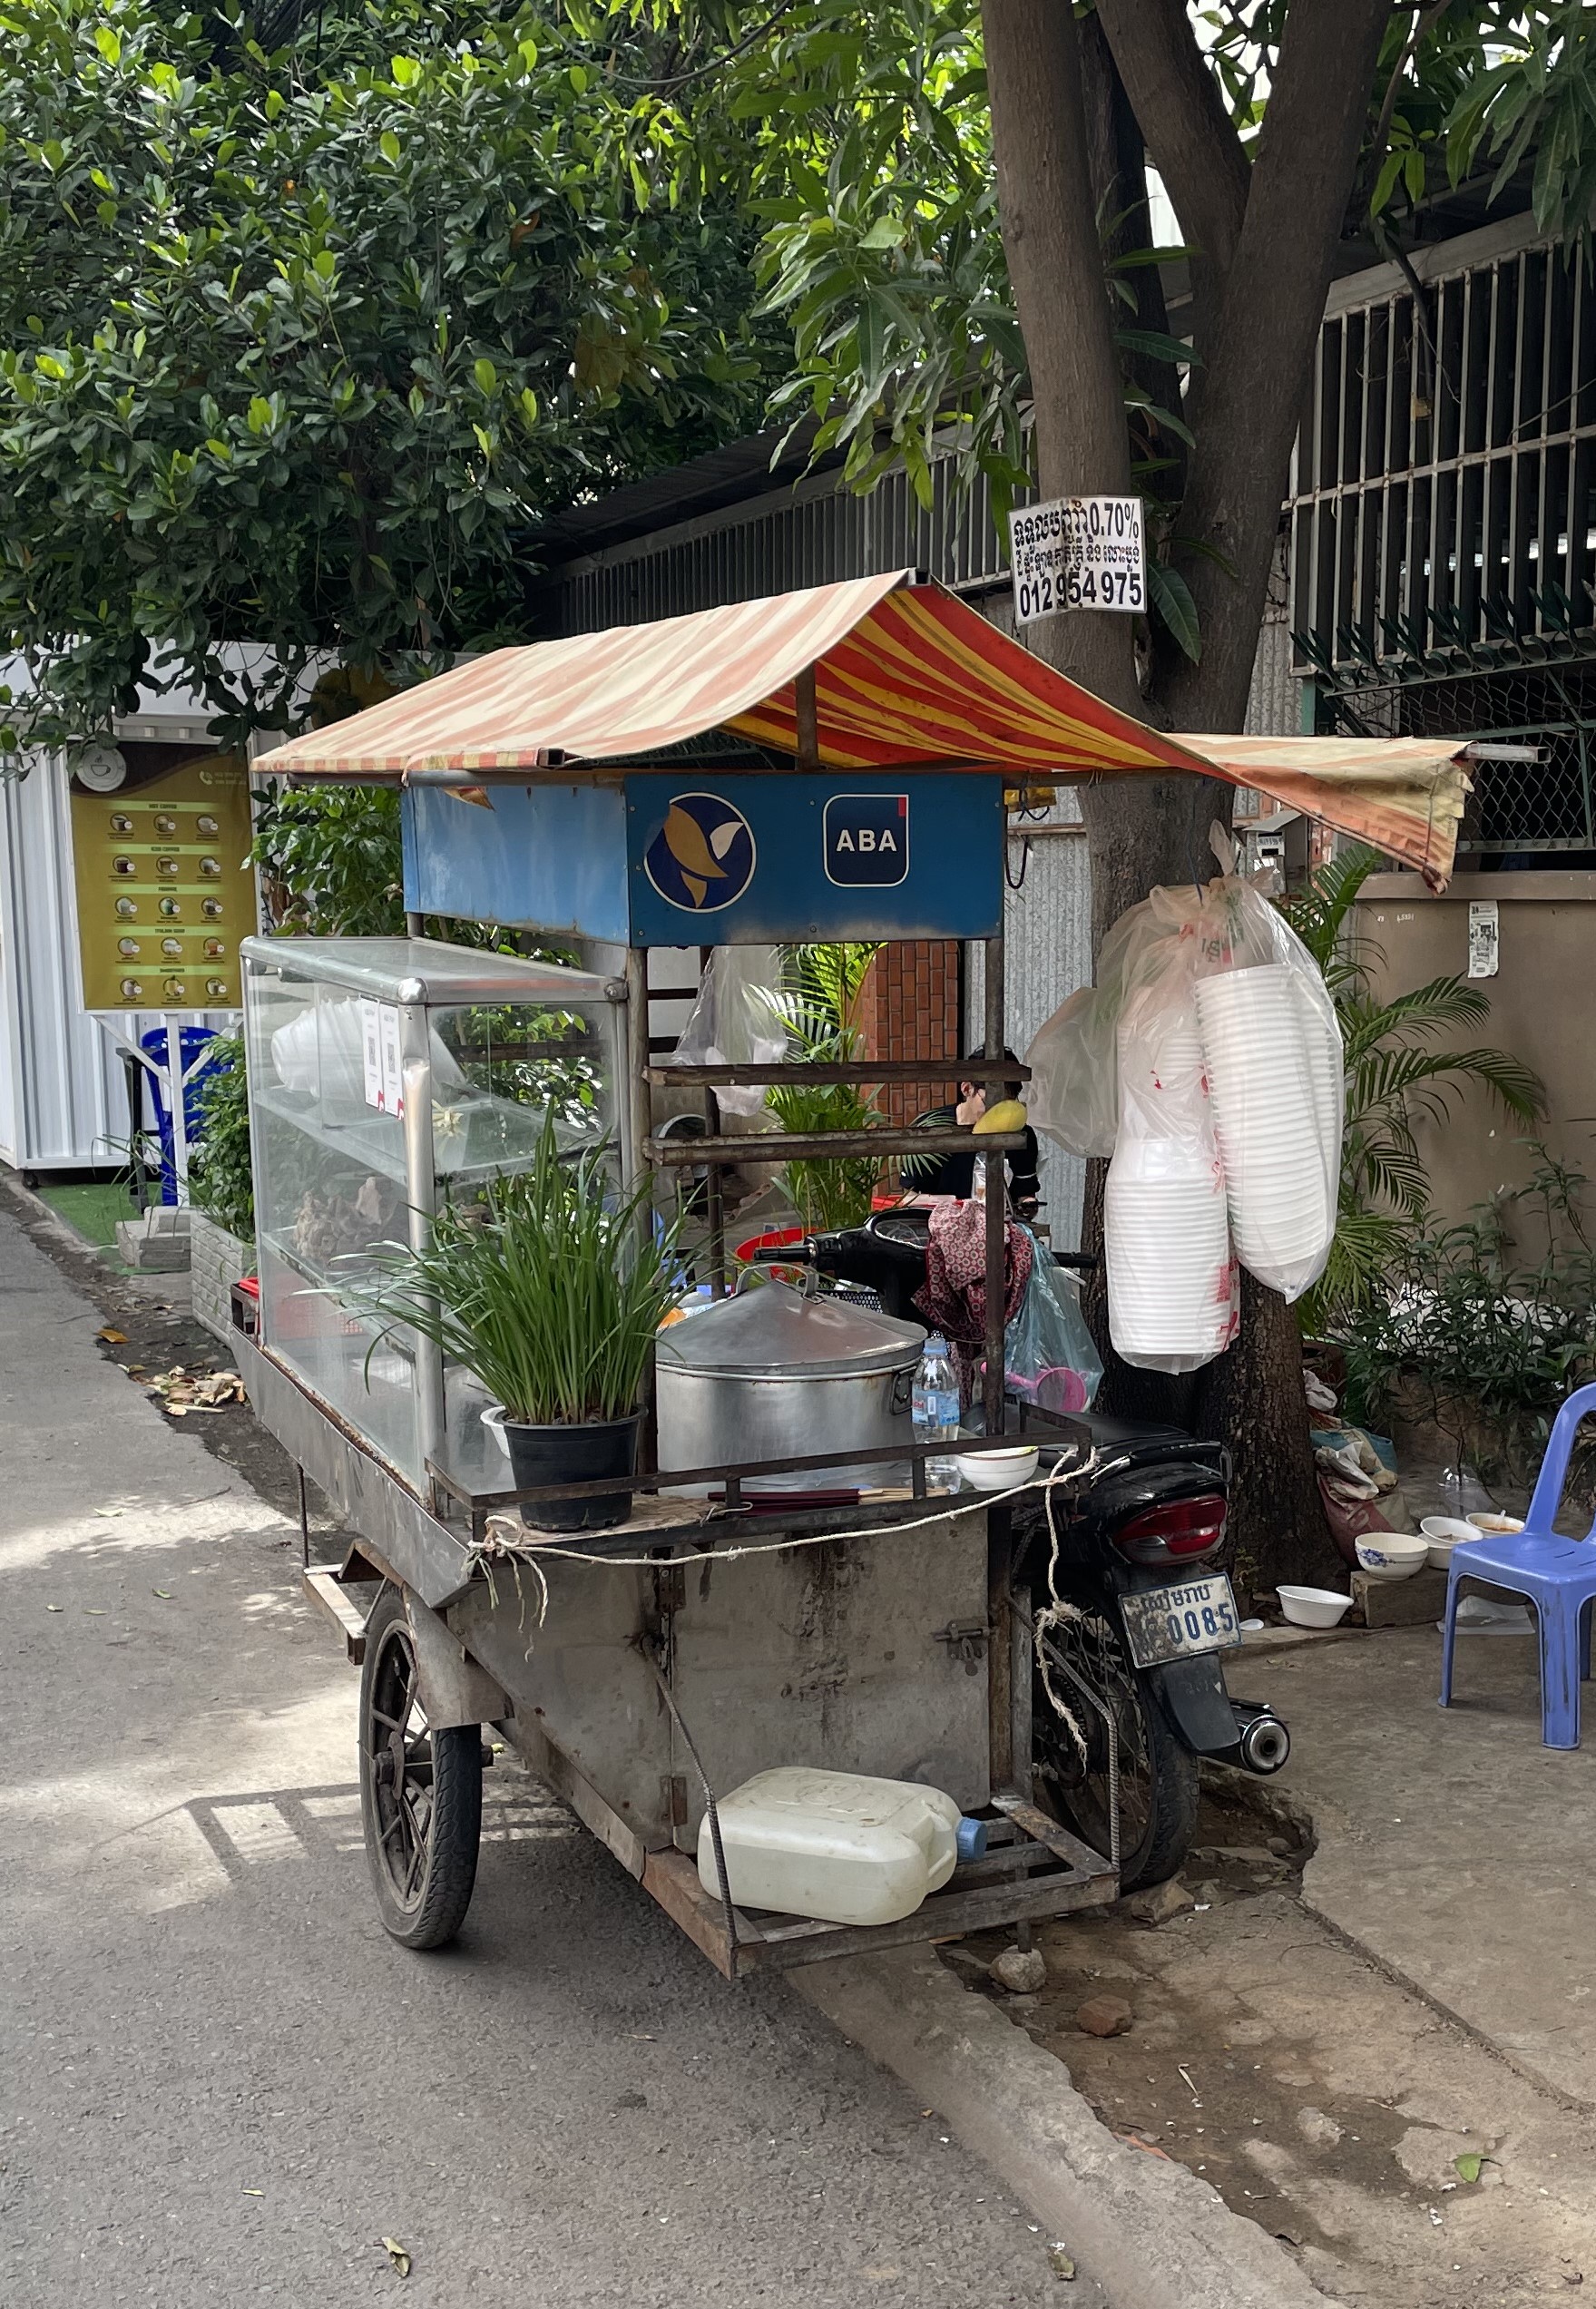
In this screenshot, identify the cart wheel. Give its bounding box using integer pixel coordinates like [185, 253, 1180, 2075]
[1031, 1604, 1198, 1893]
[358, 1585, 482, 1950]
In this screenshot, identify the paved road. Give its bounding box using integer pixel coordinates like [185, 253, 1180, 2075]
[0, 1205, 1072, 2308]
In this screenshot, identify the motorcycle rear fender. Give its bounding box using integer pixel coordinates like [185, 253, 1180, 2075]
[1142, 1651, 1242, 1755]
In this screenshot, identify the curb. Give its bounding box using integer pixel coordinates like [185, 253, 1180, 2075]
[792, 1941, 1342, 2309]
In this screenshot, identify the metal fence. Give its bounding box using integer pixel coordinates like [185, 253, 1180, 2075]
[1288, 210, 1596, 853]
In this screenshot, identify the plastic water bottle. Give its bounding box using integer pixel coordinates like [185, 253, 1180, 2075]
[913, 1334, 960, 1485]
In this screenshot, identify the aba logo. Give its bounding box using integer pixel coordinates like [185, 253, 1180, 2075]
[823, 793, 909, 887]
[642, 793, 757, 913]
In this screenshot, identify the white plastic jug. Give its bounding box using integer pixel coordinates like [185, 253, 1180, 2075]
[698, 1767, 962, 1926]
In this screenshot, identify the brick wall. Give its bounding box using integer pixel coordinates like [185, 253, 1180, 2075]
[857, 941, 964, 1129]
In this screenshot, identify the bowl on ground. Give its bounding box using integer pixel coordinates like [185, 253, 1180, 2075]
[954, 1445, 1041, 1492]
[1420, 1513, 1482, 1570]
[1277, 1583, 1354, 1629]
[1355, 1531, 1428, 1581]
[1466, 1511, 1526, 1535]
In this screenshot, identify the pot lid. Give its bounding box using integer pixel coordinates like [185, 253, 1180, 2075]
[656, 1280, 925, 1378]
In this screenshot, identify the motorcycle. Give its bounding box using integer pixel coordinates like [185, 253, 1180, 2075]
[747, 1208, 1289, 1890]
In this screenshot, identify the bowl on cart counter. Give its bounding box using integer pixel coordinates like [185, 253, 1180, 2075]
[1354, 1531, 1428, 1581]
[1420, 1514, 1483, 1570]
[1277, 1584, 1354, 1629]
[1467, 1510, 1526, 1535]
[954, 1444, 1040, 1492]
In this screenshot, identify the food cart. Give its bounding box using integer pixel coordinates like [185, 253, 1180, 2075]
[241, 570, 1472, 1971]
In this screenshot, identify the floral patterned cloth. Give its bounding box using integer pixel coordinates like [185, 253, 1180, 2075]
[913, 1199, 1034, 1408]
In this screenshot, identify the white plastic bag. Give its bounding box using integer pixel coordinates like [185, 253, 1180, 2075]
[1024, 897, 1154, 1159]
[662, 946, 786, 1117]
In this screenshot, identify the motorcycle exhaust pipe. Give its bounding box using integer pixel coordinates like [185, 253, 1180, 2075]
[1226, 1699, 1291, 1776]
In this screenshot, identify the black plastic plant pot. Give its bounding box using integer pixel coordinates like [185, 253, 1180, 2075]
[502, 1413, 642, 1531]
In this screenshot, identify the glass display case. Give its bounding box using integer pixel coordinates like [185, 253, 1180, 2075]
[242, 935, 630, 1494]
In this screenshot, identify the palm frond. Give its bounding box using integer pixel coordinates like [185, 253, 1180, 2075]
[1339, 976, 1492, 1060]
[1353, 1042, 1542, 1124]
[1278, 844, 1385, 973]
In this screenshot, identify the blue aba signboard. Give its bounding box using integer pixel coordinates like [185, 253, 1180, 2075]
[404, 772, 1002, 945]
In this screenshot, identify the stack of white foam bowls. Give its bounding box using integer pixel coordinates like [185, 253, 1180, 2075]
[1193, 964, 1334, 1297]
[1105, 1012, 1235, 1365]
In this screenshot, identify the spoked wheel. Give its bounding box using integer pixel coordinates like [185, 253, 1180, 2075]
[1031, 1601, 1197, 1893]
[357, 1585, 482, 1950]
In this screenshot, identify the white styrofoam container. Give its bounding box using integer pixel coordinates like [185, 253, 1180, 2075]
[698, 1766, 961, 1926]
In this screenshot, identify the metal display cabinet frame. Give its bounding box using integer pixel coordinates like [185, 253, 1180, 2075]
[240, 913, 1121, 1976]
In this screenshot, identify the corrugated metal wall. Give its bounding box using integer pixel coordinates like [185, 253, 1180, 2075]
[0, 757, 133, 1169]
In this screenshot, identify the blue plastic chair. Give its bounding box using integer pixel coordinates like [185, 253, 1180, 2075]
[1439, 1380, 1596, 1749]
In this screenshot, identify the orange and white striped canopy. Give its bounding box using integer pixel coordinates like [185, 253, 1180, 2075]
[257, 571, 1470, 885]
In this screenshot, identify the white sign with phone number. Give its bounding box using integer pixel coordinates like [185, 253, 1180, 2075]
[1008, 495, 1146, 625]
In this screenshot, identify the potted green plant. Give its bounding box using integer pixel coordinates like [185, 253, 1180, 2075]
[368, 1119, 678, 1530]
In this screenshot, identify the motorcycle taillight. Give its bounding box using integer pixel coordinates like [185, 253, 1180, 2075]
[1112, 1494, 1228, 1568]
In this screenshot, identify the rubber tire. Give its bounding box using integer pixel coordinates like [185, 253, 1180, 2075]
[1032, 1623, 1199, 1893]
[358, 1585, 482, 1951]
[1112, 1671, 1199, 1893]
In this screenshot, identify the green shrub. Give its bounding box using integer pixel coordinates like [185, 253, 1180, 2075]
[188, 1033, 254, 1240]
[1336, 1145, 1596, 1484]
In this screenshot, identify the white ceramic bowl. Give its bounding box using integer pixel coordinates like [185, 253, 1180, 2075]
[1467, 1511, 1526, 1535]
[1420, 1514, 1482, 1570]
[955, 1445, 1040, 1493]
[1355, 1531, 1428, 1580]
[1278, 1583, 1354, 1629]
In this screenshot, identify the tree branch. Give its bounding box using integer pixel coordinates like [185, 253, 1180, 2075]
[981, 0, 1141, 718]
[1096, 0, 1250, 346]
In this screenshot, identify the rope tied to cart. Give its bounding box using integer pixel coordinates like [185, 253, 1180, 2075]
[465, 1447, 1116, 1588]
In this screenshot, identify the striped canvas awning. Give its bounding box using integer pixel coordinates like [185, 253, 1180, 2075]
[257, 571, 1470, 885]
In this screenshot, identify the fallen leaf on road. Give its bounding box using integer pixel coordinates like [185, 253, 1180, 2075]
[97, 1327, 127, 1345]
[1454, 2152, 1490, 2185]
[1047, 2243, 1076, 2280]
[381, 2237, 411, 2277]
[94, 1507, 124, 1519]
[147, 1365, 246, 1414]
[45, 1604, 64, 1613]
[241, 2188, 264, 2198]
[1114, 2132, 1173, 2160]
[153, 1588, 172, 1599]
[84, 1608, 107, 1616]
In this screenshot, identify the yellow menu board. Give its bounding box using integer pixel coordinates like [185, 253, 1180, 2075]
[71, 754, 255, 1013]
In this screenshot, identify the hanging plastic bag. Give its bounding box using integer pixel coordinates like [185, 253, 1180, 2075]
[1023, 897, 1155, 1159]
[1004, 1235, 1103, 1414]
[661, 946, 786, 1118]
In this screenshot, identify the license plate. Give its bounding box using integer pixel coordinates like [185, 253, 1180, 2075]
[1121, 1575, 1242, 1669]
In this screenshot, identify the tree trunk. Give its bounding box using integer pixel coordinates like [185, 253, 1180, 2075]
[981, 0, 1379, 1594]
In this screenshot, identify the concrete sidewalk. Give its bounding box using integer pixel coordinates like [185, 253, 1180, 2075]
[1266, 1622, 1596, 2108]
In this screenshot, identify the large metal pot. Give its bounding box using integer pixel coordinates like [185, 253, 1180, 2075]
[655, 1279, 925, 1486]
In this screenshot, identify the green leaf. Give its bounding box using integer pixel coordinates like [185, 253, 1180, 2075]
[473, 357, 497, 396]
[1454, 2153, 1483, 2185]
[93, 25, 120, 64]
[378, 130, 400, 164]
[858, 216, 908, 251]
[1146, 561, 1200, 661]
